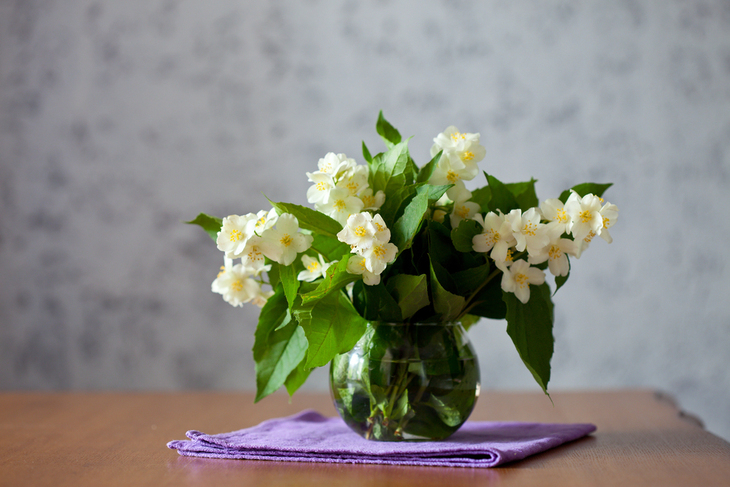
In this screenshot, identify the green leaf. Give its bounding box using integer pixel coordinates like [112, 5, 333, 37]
[278, 263, 300, 309]
[310, 234, 351, 262]
[416, 151, 442, 184]
[362, 141, 373, 163]
[559, 182, 613, 203]
[300, 257, 360, 304]
[353, 281, 403, 322]
[505, 179, 539, 211]
[504, 283, 554, 395]
[295, 290, 368, 368]
[386, 274, 430, 320]
[429, 257, 465, 322]
[392, 184, 451, 252]
[269, 200, 343, 237]
[253, 286, 309, 402]
[376, 110, 402, 148]
[466, 279, 506, 319]
[451, 262, 491, 295]
[459, 314, 481, 331]
[369, 141, 411, 197]
[186, 213, 222, 241]
[485, 172, 520, 213]
[470, 186, 492, 213]
[284, 360, 313, 396]
[450, 219, 482, 253]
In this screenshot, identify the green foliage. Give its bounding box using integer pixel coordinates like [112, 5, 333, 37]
[504, 283, 555, 395]
[385, 274, 430, 320]
[186, 213, 222, 240]
[269, 200, 343, 237]
[294, 290, 368, 368]
[376, 110, 402, 147]
[253, 286, 309, 402]
[192, 112, 617, 402]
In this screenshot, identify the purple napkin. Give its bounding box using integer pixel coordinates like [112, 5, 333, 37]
[168, 409, 595, 468]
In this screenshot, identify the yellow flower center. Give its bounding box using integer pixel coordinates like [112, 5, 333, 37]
[231, 279, 244, 292]
[579, 210, 592, 223]
[456, 205, 470, 219]
[372, 245, 387, 260]
[229, 229, 244, 242]
[485, 230, 499, 246]
[316, 181, 327, 191]
[354, 226, 367, 237]
[256, 217, 266, 228]
[446, 170, 460, 184]
[505, 248, 514, 263]
[307, 261, 319, 272]
[217, 266, 226, 278]
[247, 246, 262, 262]
[522, 222, 537, 236]
[450, 132, 466, 142]
[548, 245, 561, 260]
[584, 231, 596, 243]
[374, 221, 384, 232]
[362, 195, 374, 207]
[556, 208, 568, 223]
[514, 273, 529, 288]
[334, 199, 346, 211]
[280, 234, 293, 247]
[602, 216, 610, 228]
[461, 151, 474, 161]
[346, 182, 358, 194]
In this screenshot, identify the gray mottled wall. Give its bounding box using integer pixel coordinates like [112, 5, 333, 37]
[1, 1, 729, 440]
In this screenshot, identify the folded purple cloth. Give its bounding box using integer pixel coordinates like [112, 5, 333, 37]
[167, 409, 596, 468]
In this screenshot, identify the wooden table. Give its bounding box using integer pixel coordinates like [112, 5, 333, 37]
[1, 390, 729, 486]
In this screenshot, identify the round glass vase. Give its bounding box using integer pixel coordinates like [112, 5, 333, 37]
[329, 321, 480, 441]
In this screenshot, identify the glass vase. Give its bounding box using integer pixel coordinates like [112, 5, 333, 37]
[330, 321, 480, 441]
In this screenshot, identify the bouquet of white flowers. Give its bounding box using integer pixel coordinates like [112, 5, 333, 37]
[189, 112, 618, 404]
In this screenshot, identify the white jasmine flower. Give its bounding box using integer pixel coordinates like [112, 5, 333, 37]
[211, 260, 262, 307]
[565, 192, 603, 242]
[428, 157, 479, 189]
[337, 164, 369, 196]
[430, 126, 486, 172]
[346, 254, 381, 286]
[297, 254, 335, 282]
[248, 208, 279, 235]
[501, 260, 545, 304]
[528, 229, 577, 277]
[493, 248, 516, 273]
[317, 152, 356, 178]
[316, 187, 364, 226]
[250, 287, 275, 308]
[337, 212, 389, 250]
[450, 198, 480, 228]
[258, 213, 313, 266]
[472, 212, 516, 264]
[361, 240, 398, 275]
[507, 208, 550, 256]
[216, 214, 257, 259]
[306, 171, 336, 205]
[540, 198, 570, 236]
[359, 188, 385, 210]
[574, 231, 596, 259]
[598, 202, 619, 243]
[239, 235, 268, 272]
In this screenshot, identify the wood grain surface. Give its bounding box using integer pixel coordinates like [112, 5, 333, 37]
[1, 390, 728, 486]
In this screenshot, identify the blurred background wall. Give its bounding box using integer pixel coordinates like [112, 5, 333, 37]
[1, 1, 729, 440]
